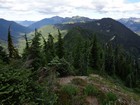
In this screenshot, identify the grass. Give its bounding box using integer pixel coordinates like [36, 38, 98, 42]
[89, 74, 140, 102]
[106, 92, 117, 102]
[56, 84, 86, 105]
[84, 84, 99, 96]
[60, 84, 79, 96]
[55, 74, 140, 104]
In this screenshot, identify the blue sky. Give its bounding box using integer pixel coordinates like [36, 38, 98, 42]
[127, 0, 140, 3]
[0, 0, 140, 21]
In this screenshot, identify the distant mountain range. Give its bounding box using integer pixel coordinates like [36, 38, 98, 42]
[0, 16, 140, 58]
[28, 16, 93, 29]
[15, 16, 140, 35]
[0, 19, 31, 41]
[118, 17, 140, 34]
[0, 16, 93, 41]
[16, 20, 35, 27]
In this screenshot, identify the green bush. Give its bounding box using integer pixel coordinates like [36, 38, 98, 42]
[61, 84, 79, 96]
[84, 84, 99, 96]
[99, 92, 118, 105]
[106, 92, 117, 102]
[0, 65, 32, 104]
[48, 57, 75, 77]
[0, 61, 57, 105]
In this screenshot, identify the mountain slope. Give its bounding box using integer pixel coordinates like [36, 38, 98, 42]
[58, 75, 140, 105]
[28, 16, 93, 29]
[18, 18, 140, 57]
[57, 18, 140, 57]
[0, 19, 32, 41]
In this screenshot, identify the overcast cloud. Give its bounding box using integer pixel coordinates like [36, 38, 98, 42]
[0, 0, 140, 21]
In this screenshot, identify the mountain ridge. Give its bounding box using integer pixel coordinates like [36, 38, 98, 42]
[0, 18, 32, 41]
[28, 16, 93, 29]
[16, 20, 36, 27]
[55, 18, 140, 57]
[1, 17, 140, 58]
[118, 17, 140, 34]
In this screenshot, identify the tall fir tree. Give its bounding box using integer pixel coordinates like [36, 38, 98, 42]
[22, 33, 29, 60]
[80, 41, 90, 75]
[72, 38, 82, 70]
[7, 26, 19, 59]
[56, 29, 64, 59]
[99, 48, 105, 74]
[43, 33, 55, 63]
[28, 29, 42, 70]
[114, 45, 127, 78]
[41, 34, 48, 65]
[89, 35, 100, 71]
[105, 42, 115, 75]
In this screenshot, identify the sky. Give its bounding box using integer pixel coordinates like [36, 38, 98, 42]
[0, 0, 140, 21]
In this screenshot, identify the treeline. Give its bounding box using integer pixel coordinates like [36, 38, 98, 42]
[22, 27, 140, 88]
[64, 33, 140, 88]
[0, 27, 140, 104]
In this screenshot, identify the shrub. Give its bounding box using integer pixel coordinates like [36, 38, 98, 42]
[106, 92, 117, 102]
[84, 84, 99, 96]
[48, 57, 75, 77]
[57, 84, 87, 105]
[0, 65, 33, 104]
[61, 84, 79, 96]
[99, 92, 118, 105]
[0, 61, 57, 105]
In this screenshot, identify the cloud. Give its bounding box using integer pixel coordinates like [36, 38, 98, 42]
[0, 0, 140, 20]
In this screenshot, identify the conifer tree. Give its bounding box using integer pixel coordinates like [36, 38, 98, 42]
[80, 41, 90, 75]
[73, 39, 82, 70]
[22, 33, 29, 60]
[56, 29, 64, 59]
[41, 34, 48, 65]
[48, 33, 55, 58]
[105, 42, 115, 75]
[89, 35, 100, 70]
[114, 46, 132, 81]
[43, 33, 55, 63]
[0, 44, 9, 63]
[114, 45, 120, 75]
[114, 45, 127, 78]
[25, 33, 29, 50]
[7, 26, 19, 59]
[99, 48, 105, 74]
[28, 29, 42, 70]
[8, 26, 14, 58]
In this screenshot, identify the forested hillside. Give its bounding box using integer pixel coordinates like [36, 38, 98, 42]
[57, 18, 140, 58]
[0, 18, 140, 104]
